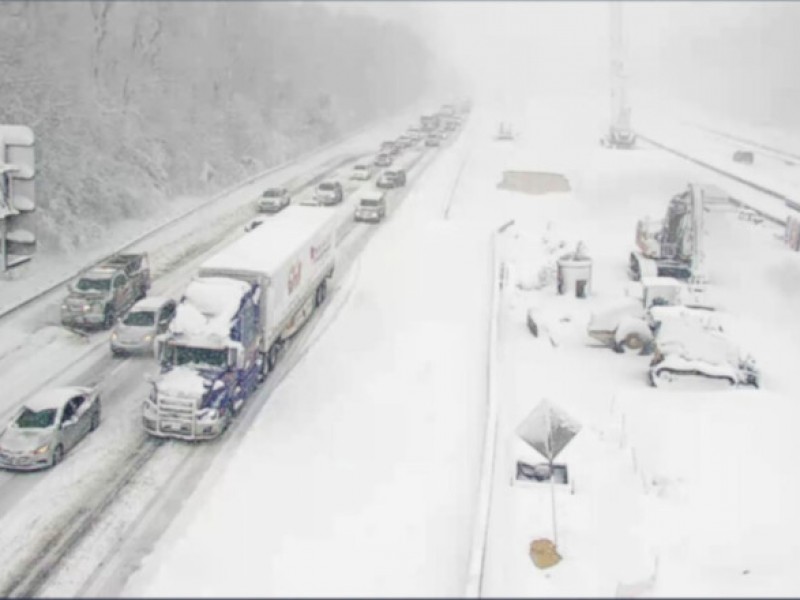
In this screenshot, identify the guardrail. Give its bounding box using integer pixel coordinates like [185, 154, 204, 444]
[638, 132, 797, 225]
[464, 218, 514, 598]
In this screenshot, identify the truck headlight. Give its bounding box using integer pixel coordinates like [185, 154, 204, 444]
[82, 304, 91, 312]
[33, 444, 50, 455]
[198, 408, 219, 421]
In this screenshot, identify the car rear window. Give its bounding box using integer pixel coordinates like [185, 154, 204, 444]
[123, 310, 156, 327]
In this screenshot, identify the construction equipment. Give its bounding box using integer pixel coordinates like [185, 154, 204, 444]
[628, 184, 720, 284]
[600, 2, 636, 150]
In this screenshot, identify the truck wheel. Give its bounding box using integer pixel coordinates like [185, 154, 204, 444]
[257, 352, 268, 383]
[621, 332, 645, 353]
[103, 307, 115, 329]
[267, 344, 280, 372]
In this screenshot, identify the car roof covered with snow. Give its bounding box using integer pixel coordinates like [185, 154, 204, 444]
[130, 296, 173, 312]
[359, 191, 385, 202]
[24, 386, 90, 411]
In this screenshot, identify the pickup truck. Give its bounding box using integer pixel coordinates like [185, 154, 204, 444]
[61, 253, 151, 330]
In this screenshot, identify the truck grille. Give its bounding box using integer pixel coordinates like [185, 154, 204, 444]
[156, 396, 197, 435]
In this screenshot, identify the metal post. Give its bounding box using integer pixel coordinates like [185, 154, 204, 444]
[549, 458, 558, 547]
[546, 408, 558, 546]
[1, 217, 7, 273]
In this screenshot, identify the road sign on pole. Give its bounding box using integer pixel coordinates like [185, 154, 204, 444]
[516, 399, 581, 546]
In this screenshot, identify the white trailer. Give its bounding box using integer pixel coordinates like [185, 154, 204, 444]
[198, 204, 337, 371]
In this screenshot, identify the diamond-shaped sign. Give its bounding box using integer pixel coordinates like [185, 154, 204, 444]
[516, 400, 581, 462]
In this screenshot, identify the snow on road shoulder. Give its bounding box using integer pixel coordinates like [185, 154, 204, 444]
[123, 138, 492, 597]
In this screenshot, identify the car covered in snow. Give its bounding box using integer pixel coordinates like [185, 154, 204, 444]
[350, 163, 374, 181]
[312, 180, 344, 206]
[374, 153, 393, 168]
[354, 191, 387, 223]
[648, 318, 759, 388]
[111, 296, 177, 356]
[257, 187, 291, 213]
[0, 386, 101, 470]
[425, 134, 441, 147]
[377, 169, 407, 189]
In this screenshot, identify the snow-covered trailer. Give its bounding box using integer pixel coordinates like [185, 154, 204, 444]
[145, 206, 336, 440]
[198, 204, 336, 369]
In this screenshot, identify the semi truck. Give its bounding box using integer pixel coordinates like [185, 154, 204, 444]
[144, 205, 337, 440]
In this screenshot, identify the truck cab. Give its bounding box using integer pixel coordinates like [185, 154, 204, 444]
[61, 253, 150, 330]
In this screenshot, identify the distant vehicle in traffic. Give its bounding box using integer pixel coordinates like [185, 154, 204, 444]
[0, 386, 101, 470]
[354, 191, 387, 223]
[374, 153, 393, 167]
[732, 150, 754, 165]
[350, 163, 374, 181]
[313, 180, 344, 205]
[61, 253, 151, 330]
[257, 187, 291, 213]
[377, 169, 407, 189]
[425, 134, 441, 147]
[111, 296, 177, 356]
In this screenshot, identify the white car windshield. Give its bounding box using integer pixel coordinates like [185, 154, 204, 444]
[76, 278, 111, 292]
[319, 183, 336, 191]
[360, 199, 380, 207]
[262, 189, 283, 197]
[15, 407, 57, 429]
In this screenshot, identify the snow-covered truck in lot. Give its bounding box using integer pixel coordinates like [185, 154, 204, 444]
[144, 206, 336, 440]
[586, 277, 687, 353]
[649, 317, 760, 389]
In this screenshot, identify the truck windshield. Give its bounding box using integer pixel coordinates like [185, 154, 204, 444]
[76, 278, 111, 292]
[123, 311, 155, 327]
[172, 345, 227, 369]
[15, 407, 57, 429]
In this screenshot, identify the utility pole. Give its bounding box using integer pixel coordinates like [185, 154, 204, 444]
[602, 2, 636, 149]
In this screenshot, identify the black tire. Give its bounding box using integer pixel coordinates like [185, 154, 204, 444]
[267, 343, 280, 372]
[315, 280, 328, 308]
[257, 351, 268, 383]
[51, 445, 64, 468]
[103, 307, 115, 329]
[90, 408, 100, 432]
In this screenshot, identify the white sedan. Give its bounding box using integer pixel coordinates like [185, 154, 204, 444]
[0, 387, 102, 470]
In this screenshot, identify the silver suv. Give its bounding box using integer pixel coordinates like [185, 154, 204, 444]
[111, 297, 176, 356]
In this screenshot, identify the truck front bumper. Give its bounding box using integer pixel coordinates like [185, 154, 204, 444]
[143, 416, 225, 440]
[61, 311, 105, 328]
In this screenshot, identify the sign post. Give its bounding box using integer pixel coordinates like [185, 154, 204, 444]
[516, 399, 581, 547]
